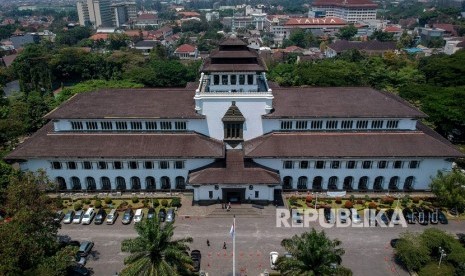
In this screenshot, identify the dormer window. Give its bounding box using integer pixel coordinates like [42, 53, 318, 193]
[222, 101, 245, 147]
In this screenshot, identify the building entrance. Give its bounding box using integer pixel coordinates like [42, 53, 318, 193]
[222, 188, 246, 203]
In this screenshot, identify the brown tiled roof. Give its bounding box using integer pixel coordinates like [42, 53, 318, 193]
[244, 131, 464, 158]
[265, 87, 426, 118]
[45, 89, 203, 120]
[1, 54, 17, 67]
[175, 44, 196, 53]
[219, 36, 247, 46]
[209, 50, 257, 58]
[5, 123, 224, 160]
[188, 150, 280, 185]
[313, 0, 378, 8]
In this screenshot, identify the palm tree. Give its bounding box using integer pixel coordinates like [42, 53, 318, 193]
[120, 217, 193, 276]
[277, 228, 351, 276]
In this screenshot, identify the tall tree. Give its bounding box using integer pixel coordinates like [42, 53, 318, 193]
[430, 170, 465, 212]
[336, 25, 357, 40]
[276, 229, 350, 275]
[120, 217, 193, 275]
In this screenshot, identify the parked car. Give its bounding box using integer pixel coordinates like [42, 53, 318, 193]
[122, 208, 134, 225]
[57, 235, 80, 249]
[106, 209, 118, 225]
[438, 210, 448, 224]
[403, 208, 415, 224]
[63, 210, 75, 224]
[77, 241, 94, 257]
[270, 251, 279, 270]
[94, 209, 106, 225]
[324, 208, 335, 224]
[351, 211, 362, 224]
[159, 208, 167, 222]
[147, 208, 156, 220]
[166, 209, 175, 223]
[338, 209, 350, 223]
[68, 265, 90, 276]
[430, 209, 438, 224]
[54, 210, 65, 223]
[418, 209, 429, 225]
[76, 256, 86, 266]
[72, 210, 84, 224]
[134, 208, 144, 223]
[82, 208, 95, 225]
[191, 250, 201, 272]
[292, 209, 303, 224]
[379, 212, 390, 226]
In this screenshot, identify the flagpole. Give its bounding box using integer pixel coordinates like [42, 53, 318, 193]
[233, 215, 236, 276]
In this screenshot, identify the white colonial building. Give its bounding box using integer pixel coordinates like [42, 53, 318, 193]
[5, 36, 463, 204]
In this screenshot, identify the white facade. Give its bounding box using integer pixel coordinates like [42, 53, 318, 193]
[311, 6, 377, 23]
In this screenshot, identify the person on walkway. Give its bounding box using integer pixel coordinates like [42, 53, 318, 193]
[223, 242, 227, 250]
[207, 239, 210, 247]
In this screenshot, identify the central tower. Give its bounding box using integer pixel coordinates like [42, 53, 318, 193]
[194, 35, 274, 145]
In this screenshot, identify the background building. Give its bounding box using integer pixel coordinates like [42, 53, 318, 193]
[77, 0, 112, 28]
[111, 1, 137, 27]
[311, 0, 377, 23]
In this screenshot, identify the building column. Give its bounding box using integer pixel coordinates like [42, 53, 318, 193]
[253, 74, 257, 85]
[228, 74, 231, 85]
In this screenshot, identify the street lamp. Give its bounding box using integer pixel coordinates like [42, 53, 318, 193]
[314, 192, 320, 210]
[438, 247, 446, 268]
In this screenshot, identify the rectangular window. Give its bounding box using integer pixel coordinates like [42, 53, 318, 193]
[209, 191, 213, 199]
[378, 161, 387, 169]
[341, 120, 353, 129]
[213, 75, 219, 85]
[310, 120, 323, 129]
[409, 160, 420, 169]
[371, 120, 384, 129]
[362, 161, 372, 169]
[116, 121, 128, 130]
[230, 75, 236, 85]
[331, 161, 340, 169]
[175, 121, 187, 130]
[51, 161, 62, 170]
[144, 161, 153, 169]
[315, 161, 325, 169]
[225, 123, 242, 139]
[239, 75, 245, 85]
[247, 74, 254, 85]
[386, 120, 399, 129]
[67, 161, 77, 170]
[280, 121, 293, 130]
[174, 161, 185, 169]
[113, 161, 123, 170]
[283, 161, 293, 169]
[83, 161, 92, 170]
[97, 161, 107, 170]
[326, 120, 338, 129]
[295, 121, 307, 130]
[300, 161, 309, 169]
[131, 121, 142, 130]
[346, 161, 356, 169]
[393, 161, 403, 169]
[255, 191, 259, 198]
[145, 121, 157, 130]
[71, 121, 83, 130]
[160, 122, 172, 130]
[86, 121, 98, 130]
[159, 161, 170, 169]
[356, 120, 369, 129]
[129, 161, 138, 169]
[222, 75, 228, 85]
[100, 121, 113, 130]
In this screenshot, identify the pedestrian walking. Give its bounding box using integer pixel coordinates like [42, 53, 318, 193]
[223, 242, 227, 250]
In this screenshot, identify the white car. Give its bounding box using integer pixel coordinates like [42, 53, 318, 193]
[134, 208, 144, 223]
[82, 208, 95, 225]
[352, 212, 362, 224]
[270, 251, 279, 270]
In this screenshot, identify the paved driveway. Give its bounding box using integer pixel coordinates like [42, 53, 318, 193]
[59, 210, 465, 276]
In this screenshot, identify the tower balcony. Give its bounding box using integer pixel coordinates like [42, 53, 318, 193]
[196, 72, 272, 96]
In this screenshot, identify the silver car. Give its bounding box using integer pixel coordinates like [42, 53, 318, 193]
[63, 210, 75, 224]
[166, 209, 175, 222]
[72, 210, 84, 224]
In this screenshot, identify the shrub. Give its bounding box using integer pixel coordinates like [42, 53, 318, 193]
[83, 198, 91, 205]
[368, 202, 377, 209]
[289, 196, 298, 206]
[104, 197, 112, 204]
[142, 198, 149, 208]
[54, 197, 64, 209]
[161, 199, 168, 207]
[356, 199, 364, 205]
[153, 199, 160, 207]
[171, 197, 181, 207]
[381, 197, 394, 205]
[94, 200, 102, 209]
[131, 196, 139, 204]
[349, 195, 355, 202]
[344, 201, 354, 209]
[412, 197, 420, 204]
[118, 200, 128, 209]
[364, 195, 371, 202]
[326, 199, 333, 204]
[305, 195, 313, 203]
[74, 202, 82, 211]
[335, 197, 342, 204]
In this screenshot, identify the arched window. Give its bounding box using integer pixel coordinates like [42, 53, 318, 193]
[358, 176, 368, 191]
[161, 176, 171, 190]
[56, 177, 67, 190]
[130, 177, 141, 190]
[297, 176, 308, 190]
[373, 176, 384, 191]
[71, 177, 82, 191]
[328, 176, 338, 191]
[116, 177, 126, 191]
[403, 176, 414, 191]
[86, 177, 96, 190]
[389, 176, 399, 190]
[313, 176, 323, 191]
[175, 176, 186, 189]
[343, 176, 353, 191]
[145, 177, 156, 190]
[101, 177, 111, 190]
[282, 176, 293, 189]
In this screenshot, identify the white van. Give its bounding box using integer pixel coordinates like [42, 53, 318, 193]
[134, 208, 144, 223]
[106, 209, 118, 225]
[82, 208, 95, 225]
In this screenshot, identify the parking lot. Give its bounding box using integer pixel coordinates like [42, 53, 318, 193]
[59, 207, 465, 276]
